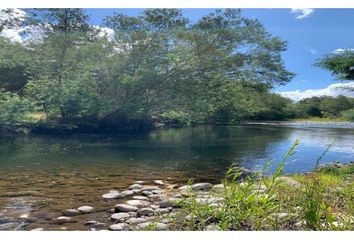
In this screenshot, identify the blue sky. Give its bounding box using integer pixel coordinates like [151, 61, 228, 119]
[84, 8, 354, 99]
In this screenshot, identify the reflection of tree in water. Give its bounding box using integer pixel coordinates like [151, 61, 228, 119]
[148, 125, 292, 180]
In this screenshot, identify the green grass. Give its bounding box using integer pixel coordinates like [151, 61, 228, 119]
[167, 144, 354, 231]
[290, 117, 347, 122]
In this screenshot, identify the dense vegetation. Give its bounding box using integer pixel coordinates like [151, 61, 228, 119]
[166, 144, 354, 231]
[1, 8, 354, 134]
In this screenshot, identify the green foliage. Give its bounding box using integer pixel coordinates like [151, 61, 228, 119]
[0, 90, 32, 125]
[316, 50, 354, 80]
[160, 111, 191, 126]
[169, 142, 353, 231]
[1, 8, 296, 129]
[341, 108, 354, 122]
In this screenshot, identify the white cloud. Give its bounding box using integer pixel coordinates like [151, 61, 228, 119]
[332, 48, 354, 54]
[93, 26, 115, 41]
[305, 46, 318, 55]
[290, 8, 314, 19]
[278, 82, 354, 102]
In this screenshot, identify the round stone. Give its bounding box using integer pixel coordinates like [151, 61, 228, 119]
[192, 183, 212, 191]
[153, 180, 164, 185]
[63, 209, 81, 216]
[115, 204, 138, 212]
[109, 223, 128, 231]
[137, 208, 154, 216]
[111, 213, 130, 222]
[137, 222, 167, 231]
[129, 184, 143, 190]
[77, 206, 94, 214]
[126, 200, 150, 208]
[102, 190, 122, 200]
[133, 196, 149, 200]
[121, 190, 134, 197]
[56, 216, 78, 224]
[142, 191, 153, 196]
[126, 217, 150, 224]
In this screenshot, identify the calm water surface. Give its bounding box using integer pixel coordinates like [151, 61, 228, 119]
[0, 124, 353, 230]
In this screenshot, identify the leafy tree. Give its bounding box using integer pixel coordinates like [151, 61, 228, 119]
[316, 50, 354, 80]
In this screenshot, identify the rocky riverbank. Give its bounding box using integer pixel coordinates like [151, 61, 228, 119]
[0, 162, 353, 231]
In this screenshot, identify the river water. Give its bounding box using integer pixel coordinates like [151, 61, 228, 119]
[0, 124, 353, 230]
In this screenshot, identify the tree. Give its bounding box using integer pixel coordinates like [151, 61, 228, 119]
[316, 50, 354, 80]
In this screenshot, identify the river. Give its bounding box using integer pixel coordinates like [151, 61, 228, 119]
[0, 123, 353, 230]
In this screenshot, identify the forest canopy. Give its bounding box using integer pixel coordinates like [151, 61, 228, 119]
[0, 8, 353, 133]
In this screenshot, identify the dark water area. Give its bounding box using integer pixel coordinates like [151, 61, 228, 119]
[0, 124, 353, 230]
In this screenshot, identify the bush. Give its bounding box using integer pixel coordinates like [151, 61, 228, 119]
[341, 108, 354, 122]
[160, 111, 191, 126]
[0, 91, 32, 125]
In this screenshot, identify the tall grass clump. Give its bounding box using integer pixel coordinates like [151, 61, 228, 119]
[169, 140, 354, 231]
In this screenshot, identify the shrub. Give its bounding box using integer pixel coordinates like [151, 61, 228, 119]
[341, 108, 354, 122]
[160, 111, 191, 126]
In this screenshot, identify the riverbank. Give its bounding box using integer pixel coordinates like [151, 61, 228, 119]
[7, 162, 351, 231]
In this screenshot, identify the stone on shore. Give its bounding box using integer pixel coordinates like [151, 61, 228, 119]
[137, 208, 154, 216]
[129, 184, 144, 190]
[132, 196, 149, 200]
[158, 200, 174, 208]
[121, 190, 135, 197]
[102, 190, 122, 200]
[126, 217, 151, 224]
[115, 204, 138, 212]
[126, 200, 150, 208]
[153, 180, 164, 185]
[192, 183, 212, 191]
[77, 206, 94, 214]
[137, 222, 167, 231]
[85, 220, 105, 226]
[63, 209, 81, 216]
[111, 213, 130, 222]
[142, 190, 153, 196]
[56, 216, 78, 224]
[109, 223, 129, 231]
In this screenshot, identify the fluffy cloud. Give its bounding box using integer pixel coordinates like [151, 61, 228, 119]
[278, 82, 354, 102]
[332, 48, 354, 54]
[290, 8, 314, 19]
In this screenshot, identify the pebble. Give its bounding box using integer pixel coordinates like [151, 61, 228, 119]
[137, 222, 168, 231]
[102, 190, 122, 200]
[155, 208, 170, 214]
[56, 216, 78, 224]
[142, 191, 153, 196]
[132, 196, 149, 200]
[158, 200, 173, 208]
[63, 209, 81, 216]
[121, 190, 135, 197]
[126, 200, 150, 208]
[77, 206, 94, 214]
[129, 184, 144, 190]
[192, 183, 212, 191]
[137, 208, 155, 216]
[153, 180, 164, 185]
[111, 213, 131, 222]
[109, 223, 129, 231]
[126, 212, 137, 217]
[126, 217, 150, 224]
[85, 220, 105, 226]
[115, 204, 138, 212]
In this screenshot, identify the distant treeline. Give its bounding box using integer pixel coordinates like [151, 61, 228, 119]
[0, 9, 353, 133]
